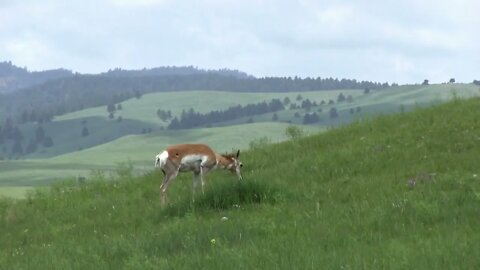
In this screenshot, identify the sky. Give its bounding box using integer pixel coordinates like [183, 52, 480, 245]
[0, 0, 479, 84]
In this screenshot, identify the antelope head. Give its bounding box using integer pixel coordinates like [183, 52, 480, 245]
[223, 150, 243, 180]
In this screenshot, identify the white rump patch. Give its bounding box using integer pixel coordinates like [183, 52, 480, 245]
[155, 150, 169, 168]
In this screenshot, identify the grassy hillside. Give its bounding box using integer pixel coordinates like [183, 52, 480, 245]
[13, 84, 477, 161]
[0, 122, 322, 188]
[212, 83, 480, 127]
[1, 97, 479, 269]
[1, 84, 478, 195]
[1, 89, 359, 160]
[55, 89, 363, 124]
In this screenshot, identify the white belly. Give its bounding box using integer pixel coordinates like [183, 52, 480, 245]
[179, 154, 208, 172]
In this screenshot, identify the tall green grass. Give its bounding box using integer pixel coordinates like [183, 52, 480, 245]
[1, 98, 480, 269]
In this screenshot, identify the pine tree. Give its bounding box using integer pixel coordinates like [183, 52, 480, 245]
[329, 107, 339, 118]
[11, 141, 23, 156]
[35, 126, 45, 143]
[272, 113, 278, 121]
[81, 127, 89, 137]
[25, 139, 38, 154]
[43, 136, 54, 147]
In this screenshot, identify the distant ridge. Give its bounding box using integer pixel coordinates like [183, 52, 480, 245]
[100, 66, 253, 79]
[0, 61, 253, 94]
[0, 61, 388, 125]
[0, 61, 73, 93]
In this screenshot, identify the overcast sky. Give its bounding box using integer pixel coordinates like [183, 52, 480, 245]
[1, 0, 478, 83]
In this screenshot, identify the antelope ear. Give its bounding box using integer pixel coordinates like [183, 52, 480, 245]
[236, 150, 240, 158]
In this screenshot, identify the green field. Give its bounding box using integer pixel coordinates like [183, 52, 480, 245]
[1, 97, 479, 268]
[4, 89, 362, 161]
[1, 84, 479, 197]
[0, 122, 322, 190]
[196, 84, 480, 127]
[55, 89, 364, 124]
[0, 187, 33, 199]
[19, 84, 479, 161]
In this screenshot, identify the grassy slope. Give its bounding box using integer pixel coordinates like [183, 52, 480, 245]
[55, 89, 363, 124]
[12, 84, 478, 161]
[3, 89, 359, 161]
[213, 83, 480, 126]
[0, 122, 322, 187]
[1, 97, 479, 269]
[1, 84, 478, 192]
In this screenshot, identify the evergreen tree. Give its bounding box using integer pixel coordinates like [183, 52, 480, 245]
[168, 117, 180, 129]
[21, 110, 29, 124]
[43, 136, 53, 147]
[11, 141, 23, 156]
[25, 139, 38, 154]
[107, 103, 116, 114]
[81, 127, 89, 137]
[3, 118, 13, 140]
[329, 107, 339, 119]
[301, 99, 313, 111]
[303, 112, 320, 124]
[272, 113, 278, 121]
[35, 126, 45, 143]
[12, 127, 23, 141]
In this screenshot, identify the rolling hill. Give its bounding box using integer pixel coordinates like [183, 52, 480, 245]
[0, 83, 479, 196]
[0, 122, 323, 189]
[0, 97, 479, 269]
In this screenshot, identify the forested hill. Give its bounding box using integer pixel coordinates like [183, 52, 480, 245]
[0, 61, 73, 93]
[101, 66, 252, 78]
[0, 62, 389, 124]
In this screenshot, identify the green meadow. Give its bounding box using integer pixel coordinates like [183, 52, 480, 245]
[0, 122, 323, 188]
[0, 84, 479, 197]
[1, 97, 479, 269]
[55, 89, 364, 124]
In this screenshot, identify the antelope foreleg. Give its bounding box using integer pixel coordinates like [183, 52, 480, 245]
[192, 171, 201, 202]
[160, 170, 178, 206]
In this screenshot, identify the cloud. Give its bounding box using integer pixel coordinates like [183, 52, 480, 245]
[106, 0, 168, 8]
[0, 0, 478, 83]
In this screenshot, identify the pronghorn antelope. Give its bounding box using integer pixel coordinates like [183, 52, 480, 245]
[155, 143, 243, 205]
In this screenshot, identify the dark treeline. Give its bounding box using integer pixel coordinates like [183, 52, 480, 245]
[0, 70, 388, 125]
[101, 66, 252, 79]
[0, 120, 54, 159]
[0, 61, 73, 93]
[168, 99, 285, 129]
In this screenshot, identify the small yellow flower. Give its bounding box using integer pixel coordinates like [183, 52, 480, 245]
[210, 238, 216, 245]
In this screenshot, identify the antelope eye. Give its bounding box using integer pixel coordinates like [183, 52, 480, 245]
[240, 164, 243, 167]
